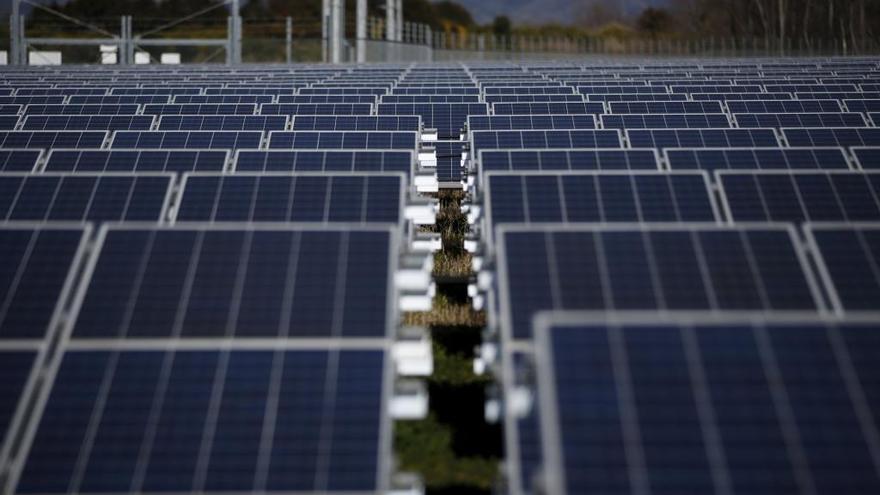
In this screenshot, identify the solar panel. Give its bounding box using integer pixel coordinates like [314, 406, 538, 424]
[471, 130, 622, 155]
[0, 131, 107, 149]
[277, 95, 378, 104]
[467, 115, 596, 131]
[142, 104, 257, 116]
[484, 86, 573, 94]
[0, 96, 66, 106]
[497, 225, 820, 340]
[259, 103, 373, 116]
[377, 103, 487, 139]
[586, 94, 688, 102]
[0, 173, 173, 222]
[172, 95, 274, 104]
[0, 104, 22, 115]
[0, 149, 42, 172]
[67, 95, 171, 105]
[627, 129, 780, 150]
[852, 147, 880, 170]
[479, 149, 661, 179]
[21, 115, 154, 131]
[578, 85, 668, 94]
[484, 172, 719, 246]
[719, 171, 880, 222]
[807, 223, 880, 311]
[783, 128, 880, 147]
[176, 173, 403, 224]
[16, 346, 388, 493]
[533, 315, 880, 495]
[692, 92, 793, 101]
[608, 101, 722, 114]
[666, 147, 851, 172]
[110, 131, 262, 150]
[485, 95, 584, 103]
[0, 226, 89, 339]
[23, 104, 140, 115]
[0, 350, 37, 456]
[45, 149, 228, 173]
[601, 113, 730, 129]
[492, 102, 605, 115]
[0, 115, 18, 130]
[734, 113, 868, 128]
[433, 141, 465, 185]
[727, 100, 843, 113]
[233, 150, 414, 176]
[382, 95, 480, 103]
[69, 225, 397, 339]
[291, 115, 420, 132]
[267, 131, 417, 150]
[844, 99, 880, 113]
[157, 115, 287, 131]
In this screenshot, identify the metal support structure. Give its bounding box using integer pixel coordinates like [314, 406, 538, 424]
[395, 0, 403, 42]
[386, 0, 395, 42]
[329, 0, 345, 63]
[322, 0, 330, 62]
[286, 17, 293, 63]
[356, 0, 367, 63]
[10, 0, 240, 65]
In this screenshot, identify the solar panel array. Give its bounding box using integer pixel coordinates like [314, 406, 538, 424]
[0, 64, 439, 495]
[3, 58, 880, 495]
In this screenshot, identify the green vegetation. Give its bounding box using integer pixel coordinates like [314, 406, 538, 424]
[398, 190, 499, 494]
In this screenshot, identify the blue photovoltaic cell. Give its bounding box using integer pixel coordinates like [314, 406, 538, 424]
[734, 113, 867, 128]
[23, 104, 140, 115]
[608, 101, 723, 114]
[0, 131, 107, 149]
[0, 174, 172, 222]
[71, 227, 394, 338]
[471, 130, 622, 154]
[0, 351, 36, 448]
[177, 174, 402, 223]
[17, 348, 386, 493]
[67, 95, 170, 105]
[586, 94, 688, 102]
[492, 102, 605, 115]
[627, 129, 780, 150]
[808, 224, 880, 311]
[0, 149, 42, 172]
[0, 97, 65, 106]
[485, 172, 718, 235]
[382, 95, 480, 103]
[110, 87, 202, 96]
[111, 131, 262, 150]
[278, 95, 378, 104]
[601, 113, 730, 129]
[22, 115, 154, 131]
[0, 227, 86, 339]
[783, 128, 880, 147]
[727, 100, 843, 113]
[45, 149, 228, 173]
[377, 103, 487, 139]
[0, 104, 22, 114]
[157, 115, 287, 131]
[267, 131, 417, 150]
[233, 150, 413, 176]
[172, 95, 274, 104]
[719, 171, 880, 222]
[259, 103, 373, 116]
[468, 115, 596, 131]
[485, 94, 584, 103]
[537, 318, 880, 495]
[692, 92, 794, 101]
[291, 115, 420, 131]
[666, 148, 851, 172]
[844, 99, 880, 113]
[433, 141, 465, 184]
[578, 85, 668, 94]
[483, 86, 572, 94]
[0, 115, 19, 130]
[499, 226, 818, 340]
[853, 147, 880, 170]
[480, 149, 660, 174]
[142, 104, 258, 115]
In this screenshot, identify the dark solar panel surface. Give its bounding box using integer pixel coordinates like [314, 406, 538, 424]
[111, 131, 262, 150]
[45, 149, 228, 172]
[808, 224, 880, 311]
[267, 131, 417, 150]
[666, 148, 851, 172]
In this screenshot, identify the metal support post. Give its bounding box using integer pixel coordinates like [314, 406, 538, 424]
[322, 0, 330, 62]
[330, 0, 344, 63]
[286, 17, 293, 63]
[386, 0, 395, 42]
[396, 0, 403, 42]
[356, 0, 367, 63]
[10, 0, 20, 65]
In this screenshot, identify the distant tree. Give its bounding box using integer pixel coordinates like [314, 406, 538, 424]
[432, 1, 475, 28]
[637, 7, 673, 38]
[492, 16, 512, 37]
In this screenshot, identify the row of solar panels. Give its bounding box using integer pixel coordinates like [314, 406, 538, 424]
[0, 224, 409, 495]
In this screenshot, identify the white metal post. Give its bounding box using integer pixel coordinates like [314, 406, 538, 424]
[330, 0, 344, 63]
[10, 0, 20, 65]
[396, 0, 403, 42]
[356, 0, 367, 63]
[286, 17, 293, 63]
[386, 0, 395, 42]
[322, 0, 330, 62]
